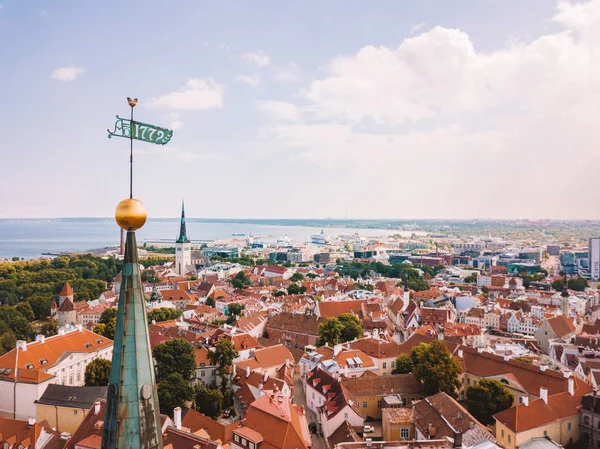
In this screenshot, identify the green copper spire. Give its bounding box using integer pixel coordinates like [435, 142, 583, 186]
[176, 200, 190, 243]
[101, 231, 163, 449]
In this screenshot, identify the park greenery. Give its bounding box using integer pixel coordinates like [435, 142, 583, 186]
[552, 276, 589, 292]
[466, 378, 514, 425]
[84, 358, 112, 386]
[317, 314, 364, 346]
[157, 372, 194, 417]
[391, 354, 413, 374]
[335, 261, 432, 291]
[147, 307, 183, 323]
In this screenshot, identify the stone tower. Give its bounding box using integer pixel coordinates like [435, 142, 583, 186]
[175, 201, 191, 276]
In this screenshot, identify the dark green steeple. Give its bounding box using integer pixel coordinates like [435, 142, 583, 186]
[176, 201, 190, 244]
[101, 231, 163, 449]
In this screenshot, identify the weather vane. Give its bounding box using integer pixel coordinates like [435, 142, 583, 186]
[107, 98, 174, 232]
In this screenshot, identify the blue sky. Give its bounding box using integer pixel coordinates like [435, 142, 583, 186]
[1, 1, 599, 219]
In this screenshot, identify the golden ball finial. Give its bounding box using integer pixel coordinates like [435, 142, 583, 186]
[115, 198, 147, 231]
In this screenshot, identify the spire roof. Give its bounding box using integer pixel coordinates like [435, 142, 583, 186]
[101, 231, 163, 449]
[176, 201, 190, 244]
[60, 281, 74, 297]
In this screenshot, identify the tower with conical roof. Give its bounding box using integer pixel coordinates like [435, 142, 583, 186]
[175, 200, 191, 276]
[101, 201, 162, 448]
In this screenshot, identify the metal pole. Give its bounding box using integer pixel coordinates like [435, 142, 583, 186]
[129, 103, 134, 199]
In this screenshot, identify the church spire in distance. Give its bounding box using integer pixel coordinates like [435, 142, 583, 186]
[176, 200, 190, 243]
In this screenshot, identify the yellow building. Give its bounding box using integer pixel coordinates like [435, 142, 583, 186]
[35, 384, 107, 434]
[342, 374, 422, 419]
[382, 408, 415, 441]
[494, 380, 592, 449]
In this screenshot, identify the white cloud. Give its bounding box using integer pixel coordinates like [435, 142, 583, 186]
[275, 61, 300, 82]
[410, 22, 425, 35]
[50, 67, 85, 82]
[237, 74, 260, 87]
[39, 9, 48, 17]
[242, 50, 270, 67]
[170, 120, 184, 130]
[255, 0, 600, 218]
[147, 78, 224, 111]
[255, 101, 301, 122]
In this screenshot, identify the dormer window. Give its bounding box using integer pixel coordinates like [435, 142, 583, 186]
[96, 339, 104, 344]
[39, 358, 48, 365]
[25, 363, 34, 370]
[85, 343, 92, 349]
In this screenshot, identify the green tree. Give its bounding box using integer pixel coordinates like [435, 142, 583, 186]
[93, 318, 116, 340]
[411, 340, 462, 398]
[207, 338, 239, 377]
[99, 308, 117, 325]
[141, 269, 160, 284]
[316, 317, 344, 346]
[227, 303, 245, 318]
[40, 320, 58, 337]
[463, 273, 478, 284]
[338, 313, 363, 342]
[306, 273, 317, 279]
[231, 271, 251, 289]
[287, 284, 307, 295]
[194, 383, 224, 418]
[85, 358, 112, 386]
[466, 378, 514, 425]
[15, 302, 35, 322]
[152, 338, 196, 382]
[29, 295, 51, 320]
[0, 331, 16, 355]
[205, 297, 215, 307]
[289, 273, 305, 282]
[392, 354, 413, 374]
[157, 373, 194, 417]
[147, 308, 183, 324]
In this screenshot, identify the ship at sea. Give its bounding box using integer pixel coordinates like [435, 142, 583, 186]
[232, 232, 246, 236]
[311, 229, 330, 245]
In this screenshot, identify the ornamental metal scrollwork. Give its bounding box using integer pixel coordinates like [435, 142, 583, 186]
[107, 116, 173, 146]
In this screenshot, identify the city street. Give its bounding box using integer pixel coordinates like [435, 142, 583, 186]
[295, 373, 328, 449]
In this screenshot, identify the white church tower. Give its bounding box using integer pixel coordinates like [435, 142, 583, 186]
[175, 201, 192, 276]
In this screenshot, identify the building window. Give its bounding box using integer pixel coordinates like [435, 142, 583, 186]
[584, 416, 590, 426]
[508, 435, 511, 443]
[543, 431, 547, 436]
[391, 361, 395, 368]
[383, 362, 387, 369]
[377, 400, 382, 407]
[312, 392, 315, 399]
[73, 410, 77, 415]
[344, 413, 348, 420]
[467, 378, 471, 385]
[400, 428, 409, 439]
[363, 401, 368, 408]
[234, 434, 240, 443]
[501, 430, 504, 438]
[568, 423, 572, 431]
[249, 443, 255, 449]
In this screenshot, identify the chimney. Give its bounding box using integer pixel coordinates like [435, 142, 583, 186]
[522, 396, 529, 407]
[28, 418, 35, 427]
[540, 387, 548, 404]
[263, 371, 268, 383]
[16, 340, 27, 351]
[35, 335, 45, 344]
[76, 324, 83, 332]
[563, 371, 571, 379]
[458, 349, 463, 358]
[246, 366, 250, 378]
[453, 431, 463, 448]
[365, 438, 372, 447]
[503, 355, 510, 362]
[94, 401, 101, 415]
[333, 344, 343, 357]
[58, 329, 65, 336]
[174, 407, 182, 430]
[152, 319, 156, 325]
[477, 347, 483, 353]
[540, 364, 547, 372]
[568, 377, 575, 396]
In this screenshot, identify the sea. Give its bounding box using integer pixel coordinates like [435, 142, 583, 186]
[0, 218, 424, 260]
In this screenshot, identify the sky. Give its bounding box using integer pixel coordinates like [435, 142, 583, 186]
[1, 0, 600, 220]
